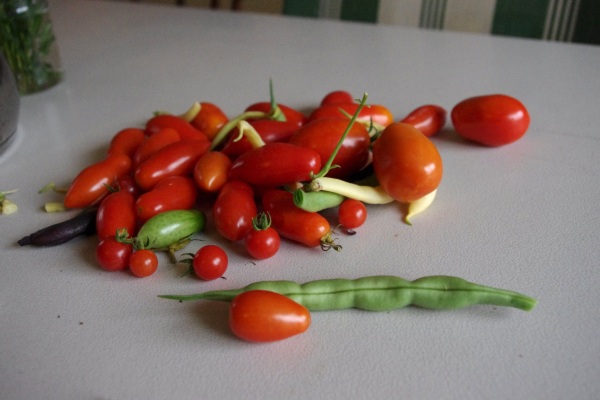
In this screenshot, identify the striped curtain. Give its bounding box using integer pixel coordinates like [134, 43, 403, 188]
[283, 0, 599, 45]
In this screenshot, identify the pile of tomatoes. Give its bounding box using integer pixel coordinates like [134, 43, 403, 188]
[61, 88, 529, 280]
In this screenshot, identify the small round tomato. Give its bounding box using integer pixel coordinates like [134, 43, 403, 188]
[338, 199, 367, 231]
[451, 94, 530, 146]
[372, 122, 443, 203]
[192, 245, 228, 280]
[245, 213, 280, 260]
[229, 290, 311, 342]
[193, 151, 232, 193]
[129, 249, 158, 278]
[96, 237, 133, 272]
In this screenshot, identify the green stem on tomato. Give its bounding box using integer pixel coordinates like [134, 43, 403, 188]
[293, 188, 345, 212]
[209, 110, 267, 150]
[233, 121, 266, 148]
[309, 177, 393, 204]
[209, 80, 286, 150]
[268, 78, 287, 122]
[311, 93, 369, 179]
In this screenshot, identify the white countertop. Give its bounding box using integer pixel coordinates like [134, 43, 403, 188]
[2, 1, 600, 399]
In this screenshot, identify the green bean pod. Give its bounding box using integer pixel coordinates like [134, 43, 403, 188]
[293, 189, 345, 212]
[159, 275, 537, 312]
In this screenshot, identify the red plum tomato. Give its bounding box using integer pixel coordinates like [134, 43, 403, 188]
[229, 290, 311, 342]
[64, 154, 132, 209]
[228, 142, 321, 187]
[400, 105, 447, 137]
[289, 117, 370, 179]
[96, 190, 137, 239]
[135, 176, 198, 222]
[213, 181, 257, 241]
[451, 94, 530, 146]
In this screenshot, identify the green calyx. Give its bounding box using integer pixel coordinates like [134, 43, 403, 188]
[251, 212, 272, 231]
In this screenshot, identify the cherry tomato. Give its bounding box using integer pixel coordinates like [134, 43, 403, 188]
[135, 176, 198, 222]
[64, 154, 132, 209]
[338, 199, 367, 231]
[451, 94, 530, 146]
[261, 189, 332, 248]
[146, 114, 208, 142]
[134, 139, 210, 191]
[220, 119, 300, 159]
[133, 127, 181, 167]
[244, 102, 307, 127]
[308, 103, 394, 128]
[372, 122, 443, 203]
[191, 102, 229, 141]
[129, 249, 158, 278]
[193, 151, 232, 193]
[213, 181, 257, 241]
[96, 190, 137, 239]
[96, 237, 133, 272]
[229, 143, 321, 187]
[107, 128, 146, 159]
[192, 244, 228, 280]
[400, 105, 447, 137]
[229, 290, 311, 342]
[289, 117, 370, 180]
[320, 90, 354, 106]
[244, 213, 280, 260]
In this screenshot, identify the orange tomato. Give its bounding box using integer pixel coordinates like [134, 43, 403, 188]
[193, 151, 232, 193]
[372, 122, 443, 203]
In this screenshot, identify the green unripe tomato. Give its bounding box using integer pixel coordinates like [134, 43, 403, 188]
[136, 209, 206, 249]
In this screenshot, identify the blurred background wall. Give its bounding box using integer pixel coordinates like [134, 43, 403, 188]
[118, 0, 599, 45]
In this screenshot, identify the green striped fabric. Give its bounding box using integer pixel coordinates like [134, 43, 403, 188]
[282, 0, 598, 45]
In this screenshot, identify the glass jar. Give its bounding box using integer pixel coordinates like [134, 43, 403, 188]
[0, 0, 63, 95]
[0, 51, 20, 152]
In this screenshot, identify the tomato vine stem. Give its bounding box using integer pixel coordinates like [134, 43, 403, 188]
[311, 93, 369, 180]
